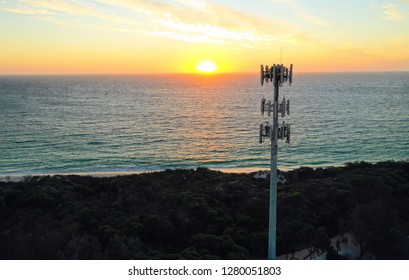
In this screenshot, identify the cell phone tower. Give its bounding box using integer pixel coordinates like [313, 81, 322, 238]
[259, 63, 293, 260]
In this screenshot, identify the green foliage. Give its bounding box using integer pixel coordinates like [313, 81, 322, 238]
[0, 161, 409, 259]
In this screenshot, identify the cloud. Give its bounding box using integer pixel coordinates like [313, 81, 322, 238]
[127, 0, 308, 45]
[98, 0, 294, 44]
[0, 6, 55, 15]
[20, 0, 92, 15]
[336, 47, 378, 59]
[156, 19, 261, 43]
[381, 4, 404, 21]
[0, 0, 306, 47]
[267, 0, 329, 27]
[148, 30, 223, 44]
[299, 14, 328, 27]
[0, 0, 134, 25]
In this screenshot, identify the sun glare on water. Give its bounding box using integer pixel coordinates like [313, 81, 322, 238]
[197, 61, 217, 73]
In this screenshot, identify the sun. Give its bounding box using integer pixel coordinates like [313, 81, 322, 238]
[197, 60, 217, 73]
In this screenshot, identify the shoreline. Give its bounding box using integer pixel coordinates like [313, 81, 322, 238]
[0, 167, 269, 182]
[2, 160, 399, 182]
[0, 165, 309, 182]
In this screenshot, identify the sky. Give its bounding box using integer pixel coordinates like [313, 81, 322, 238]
[0, 0, 408, 74]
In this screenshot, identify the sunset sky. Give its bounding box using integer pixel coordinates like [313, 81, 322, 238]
[1, 0, 409, 74]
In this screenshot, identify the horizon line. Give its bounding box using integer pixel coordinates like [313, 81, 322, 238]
[1, 70, 409, 76]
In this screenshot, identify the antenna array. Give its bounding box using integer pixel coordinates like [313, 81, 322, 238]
[259, 63, 293, 260]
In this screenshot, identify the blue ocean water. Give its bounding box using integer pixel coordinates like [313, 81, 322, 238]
[0, 72, 408, 176]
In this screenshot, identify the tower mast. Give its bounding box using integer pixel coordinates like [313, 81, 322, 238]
[259, 63, 293, 259]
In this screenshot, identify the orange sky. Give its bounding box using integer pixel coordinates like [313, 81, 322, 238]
[1, 0, 409, 74]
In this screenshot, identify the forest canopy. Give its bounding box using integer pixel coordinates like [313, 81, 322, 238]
[1, 161, 409, 260]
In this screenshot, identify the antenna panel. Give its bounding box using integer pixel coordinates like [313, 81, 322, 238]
[261, 97, 266, 115]
[265, 65, 269, 83]
[272, 64, 276, 82]
[282, 98, 286, 118]
[280, 64, 284, 83]
[289, 64, 293, 84]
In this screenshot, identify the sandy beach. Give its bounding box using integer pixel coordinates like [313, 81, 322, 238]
[0, 167, 274, 182]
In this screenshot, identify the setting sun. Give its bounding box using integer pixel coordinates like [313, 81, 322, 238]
[197, 61, 218, 73]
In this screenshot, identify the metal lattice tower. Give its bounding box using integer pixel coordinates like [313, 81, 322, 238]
[259, 63, 293, 260]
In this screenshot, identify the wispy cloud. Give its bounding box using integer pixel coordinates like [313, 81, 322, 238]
[0, 0, 305, 47]
[299, 14, 328, 27]
[381, 4, 404, 21]
[336, 47, 378, 59]
[0, 0, 135, 25]
[156, 19, 260, 43]
[107, 0, 297, 44]
[0, 6, 55, 15]
[267, 0, 329, 27]
[20, 0, 93, 16]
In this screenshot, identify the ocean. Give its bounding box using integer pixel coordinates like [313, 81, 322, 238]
[0, 72, 408, 177]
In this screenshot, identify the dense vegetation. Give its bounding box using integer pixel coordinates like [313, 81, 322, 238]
[1, 161, 409, 260]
